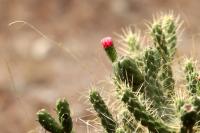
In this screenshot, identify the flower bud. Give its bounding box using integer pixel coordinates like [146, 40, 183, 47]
[101, 37, 117, 62]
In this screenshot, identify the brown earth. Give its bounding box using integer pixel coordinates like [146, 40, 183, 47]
[0, 0, 200, 133]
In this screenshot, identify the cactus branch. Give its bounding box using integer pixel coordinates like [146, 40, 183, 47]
[121, 89, 175, 133]
[37, 109, 63, 133]
[56, 98, 73, 133]
[89, 90, 117, 133]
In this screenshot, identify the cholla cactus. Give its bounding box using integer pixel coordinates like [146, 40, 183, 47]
[37, 13, 200, 133]
[94, 13, 200, 133]
[37, 98, 73, 133]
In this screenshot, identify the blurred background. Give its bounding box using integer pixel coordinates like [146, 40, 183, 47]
[0, 0, 200, 133]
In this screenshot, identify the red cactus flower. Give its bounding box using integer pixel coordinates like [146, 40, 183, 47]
[101, 37, 113, 49]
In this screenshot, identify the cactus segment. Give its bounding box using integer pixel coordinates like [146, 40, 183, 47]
[113, 56, 144, 91]
[89, 90, 117, 133]
[37, 109, 63, 133]
[56, 98, 73, 133]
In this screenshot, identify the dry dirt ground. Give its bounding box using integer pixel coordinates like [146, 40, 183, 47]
[1, 0, 200, 133]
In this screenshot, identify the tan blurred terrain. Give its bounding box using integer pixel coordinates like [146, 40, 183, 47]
[1, 0, 200, 133]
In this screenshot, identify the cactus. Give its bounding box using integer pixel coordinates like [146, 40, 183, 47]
[143, 48, 166, 108]
[56, 98, 73, 133]
[121, 89, 175, 133]
[150, 15, 178, 96]
[96, 13, 200, 133]
[37, 13, 200, 133]
[113, 56, 144, 91]
[37, 109, 63, 133]
[89, 90, 117, 133]
[120, 110, 139, 132]
[184, 59, 200, 94]
[37, 98, 73, 133]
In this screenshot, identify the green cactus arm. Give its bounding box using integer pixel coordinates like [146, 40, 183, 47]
[184, 59, 200, 94]
[150, 14, 178, 61]
[151, 21, 168, 62]
[144, 48, 161, 79]
[113, 56, 144, 92]
[151, 34, 175, 95]
[89, 90, 117, 133]
[121, 89, 175, 133]
[150, 14, 178, 94]
[37, 109, 63, 133]
[160, 63, 175, 94]
[162, 15, 177, 59]
[143, 48, 166, 107]
[56, 98, 73, 133]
